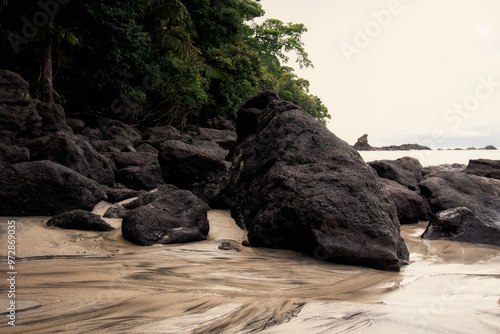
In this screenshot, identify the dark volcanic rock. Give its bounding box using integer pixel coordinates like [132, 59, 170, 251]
[136, 143, 158, 154]
[103, 203, 128, 218]
[141, 125, 185, 149]
[98, 118, 141, 144]
[103, 185, 145, 203]
[0, 100, 42, 144]
[0, 69, 31, 102]
[0, 160, 105, 216]
[113, 151, 158, 169]
[133, 163, 165, 190]
[465, 159, 500, 180]
[380, 179, 430, 224]
[90, 139, 135, 153]
[419, 171, 500, 226]
[121, 187, 209, 246]
[198, 127, 237, 150]
[66, 118, 86, 134]
[223, 92, 409, 271]
[203, 116, 236, 131]
[115, 166, 141, 187]
[218, 241, 241, 252]
[0, 143, 30, 163]
[369, 157, 423, 190]
[0, 70, 70, 144]
[35, 101, 72, 135]
[47, 210, 114, 231]
[28, 131, 115, 186]
[123, 184, 180, 209]
[423, 163, 466, 176]
[158, 139, 231, 205]
[422, 207, 500, 247]
[142, 125, 183, 141]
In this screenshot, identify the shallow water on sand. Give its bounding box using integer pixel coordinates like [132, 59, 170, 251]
[1, 208, 499, 333]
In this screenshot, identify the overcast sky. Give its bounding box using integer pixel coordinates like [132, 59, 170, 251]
[257, 0, 500, 148]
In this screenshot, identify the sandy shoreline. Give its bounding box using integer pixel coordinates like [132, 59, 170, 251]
[1, 203, 500, 333]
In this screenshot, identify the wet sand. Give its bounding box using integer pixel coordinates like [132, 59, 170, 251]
[1, 204, 499, 333]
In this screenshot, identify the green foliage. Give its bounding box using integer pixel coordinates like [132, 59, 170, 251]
[206, 43, 275, 116]
[246, 18, 313, 69]
[0, 0, 330, 126]
[183, 0, 264, 49]
[277, 72, 330, 124]
[133, 55, 209, 127]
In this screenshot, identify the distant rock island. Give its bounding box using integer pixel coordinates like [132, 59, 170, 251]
[439, 146, 497, 151]
[353, 134, 497, 151]
[353, 134, 431, 151]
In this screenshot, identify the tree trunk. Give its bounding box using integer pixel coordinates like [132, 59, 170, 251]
[41, 16, 54, 104]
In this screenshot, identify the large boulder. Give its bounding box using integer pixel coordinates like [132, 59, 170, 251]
[0, 100, 42, 144]
[465, 159, 500, 180]
[112, 151, 158, 169]
[369, 157, 423, 190]
[380, 179, 430, 224]
[97, 118, 141, 144]
[47, 210, 114, 231]
[0, 160, 105, 216]
[0, 69, 71, 144]
[28, 131, 115, 186]
[419, 171, 500, 226]
[141, 125, 185, 149]
[223, 92, 409, 271]
[158, 139, 231, 205]
[197, 127, 237, 150]
[0, 143, 30, 163]
[132, 163, 165, 190]
[35, 100, 72, 135]
[0, 69, 31, 102]
[422, 207, 500, 247]
[121, 186, 209, 246]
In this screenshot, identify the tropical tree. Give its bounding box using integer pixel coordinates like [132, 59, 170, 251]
[246, 18, 313, 69]
[0, 0, 77, 103]
[277, 71, 330, 124]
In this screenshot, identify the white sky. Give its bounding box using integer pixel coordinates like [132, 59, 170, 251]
[257, 0, 500, 148]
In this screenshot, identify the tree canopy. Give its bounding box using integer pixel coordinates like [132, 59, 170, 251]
[0, 0, 330, 126]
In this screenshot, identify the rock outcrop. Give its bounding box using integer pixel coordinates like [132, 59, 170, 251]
[380, 179, 430, 224]
[0, 160, 105, 216]
[353, 134, 371, 150]
[0, 69, 71, 145]
[419, 171, 500, 227]
[121, 185, 210, 246]
[369, 157, 423, 191]
[97, 118, 142, 144]
[158, 139, 231, 205]
[0, 143, 30, 163]
[27, 130, 115, 186]
[422, 207, 500, 247]
[222, 91, 409, 271]
[47, 210, 114, 231]
[465, 159, 500, 180]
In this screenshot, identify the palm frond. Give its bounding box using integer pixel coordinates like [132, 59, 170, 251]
[154, 26, 201, 60]
[140, 0, 189, 24]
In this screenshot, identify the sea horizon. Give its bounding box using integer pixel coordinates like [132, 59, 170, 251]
[359, 148, 500, 167]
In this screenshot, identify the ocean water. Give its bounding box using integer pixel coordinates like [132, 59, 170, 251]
[359, 148, 500, 167]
